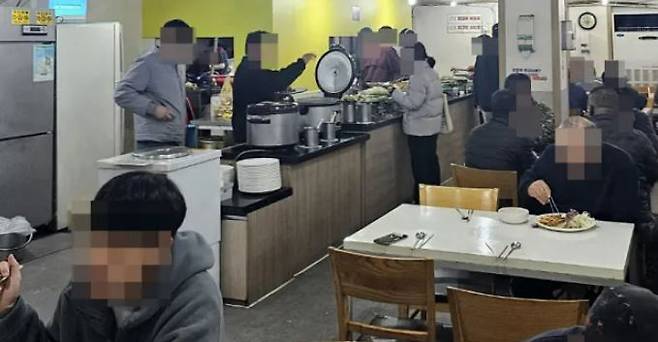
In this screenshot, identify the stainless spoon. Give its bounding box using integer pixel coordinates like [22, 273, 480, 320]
[413, 232, 427, 249]
[502, 241, 522, 261]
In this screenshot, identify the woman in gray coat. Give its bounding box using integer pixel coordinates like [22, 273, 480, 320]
[392, 42, 444, 202]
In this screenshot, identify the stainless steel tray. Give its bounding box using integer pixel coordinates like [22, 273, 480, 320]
[132, 146, 191, 160]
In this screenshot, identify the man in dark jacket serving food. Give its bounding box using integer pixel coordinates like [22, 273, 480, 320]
[232, 31, 316, 144]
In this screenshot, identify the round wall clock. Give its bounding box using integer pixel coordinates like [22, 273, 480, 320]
[578, 12, 597, 31]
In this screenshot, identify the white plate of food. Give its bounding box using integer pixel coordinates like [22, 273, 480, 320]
[536, 211, 597, 233]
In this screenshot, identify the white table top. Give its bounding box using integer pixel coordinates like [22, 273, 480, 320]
[97, 149, 222, 172]
[343, 204, 635, 286]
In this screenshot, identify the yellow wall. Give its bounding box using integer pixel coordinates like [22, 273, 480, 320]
[142, 0, 412, 89]
[273, 0, 412, 89]
[142, 0, 274, 61]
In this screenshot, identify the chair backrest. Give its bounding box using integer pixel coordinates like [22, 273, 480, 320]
[448, 287, 589, 342]
[451, 164, 518, 208]
[419, 184, 499, 212]
[328, 247, 436, 342]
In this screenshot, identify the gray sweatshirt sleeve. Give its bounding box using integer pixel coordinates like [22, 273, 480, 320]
[392, 75, 428, 114]
[152, 275, 223, 342]
[0, 297, 58, 342]
[114, 56, 157, 117]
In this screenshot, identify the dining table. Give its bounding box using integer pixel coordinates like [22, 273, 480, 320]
[343, 204, 635, 287]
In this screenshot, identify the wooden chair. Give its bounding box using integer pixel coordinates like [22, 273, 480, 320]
[451, 164, 518, 208]
[328, 247, 437, 342]
[418, 184, 501, 312]
[419, 184, 499, 212]
[448, 287, 589, 342]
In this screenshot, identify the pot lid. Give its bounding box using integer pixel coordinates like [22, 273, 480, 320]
[132, 146, 191, 160]
[247, 101, 299, 115]
[296, 97, 340, 107]
[315, 47, 356, 97]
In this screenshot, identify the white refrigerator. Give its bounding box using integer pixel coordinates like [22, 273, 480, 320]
[56, 23, 124, 230]
[96, 150, 223, 288]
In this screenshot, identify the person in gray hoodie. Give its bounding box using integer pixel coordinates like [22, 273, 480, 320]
[115, 19, 194, 151]
[392, 42, 444, 202]
[0, 172, 223, 342]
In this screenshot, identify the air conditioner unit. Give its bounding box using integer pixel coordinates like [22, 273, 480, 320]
[613, 13, 658, 86]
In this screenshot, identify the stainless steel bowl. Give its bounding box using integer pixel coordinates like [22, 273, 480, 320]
[0, 233, 33, 260]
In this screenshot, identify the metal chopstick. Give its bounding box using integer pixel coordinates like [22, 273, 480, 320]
[417, 234, 435, 249]
[455, 208, 467, 220]
[485, 242, 495, 255]
[497, 245, 509, 259]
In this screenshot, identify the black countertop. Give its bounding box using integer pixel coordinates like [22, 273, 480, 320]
[221, 132, 369, 164]
[341, 114, 403, 132]
[222, 187, 293, 217]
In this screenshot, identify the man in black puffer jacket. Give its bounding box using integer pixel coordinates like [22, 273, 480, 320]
[465, 88, 536, 177]
[590, 87, 658, 223]
[624, 87, 658, 153]
[590, 86, 658, 292]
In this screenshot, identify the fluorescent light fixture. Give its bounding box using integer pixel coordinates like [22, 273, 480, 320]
[408, 0, 417, 6]
[450, 0, 458, 6]
[601, 0, 609, 5]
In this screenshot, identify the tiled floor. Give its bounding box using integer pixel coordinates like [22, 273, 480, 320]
[17, 232, 452, 342]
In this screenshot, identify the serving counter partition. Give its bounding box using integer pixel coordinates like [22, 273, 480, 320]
[219, 95, 476, 305]
[220, 135, 367, 305]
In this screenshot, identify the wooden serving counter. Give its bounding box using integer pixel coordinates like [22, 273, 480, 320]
[220, 95, 476, 305]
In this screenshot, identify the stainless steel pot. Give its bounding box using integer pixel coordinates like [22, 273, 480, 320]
[321, 122, 338, 143]
[342, 102, 356, 123]
[298, 97, 340, 129]
[303, 126, 320, 147]
[246, 101, 300, 148]
[356, 102, 373, 123]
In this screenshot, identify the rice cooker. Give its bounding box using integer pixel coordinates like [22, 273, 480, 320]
[246, 101, 300, 148]
[296, 46, 356, 127]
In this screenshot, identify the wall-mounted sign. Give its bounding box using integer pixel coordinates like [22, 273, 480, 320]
[11, 9, 30, 25]
[448, 14, 483, 34]
[33, 44, 55, 83]
[511, 67, 549, 83]
[36, 10, 55, 25]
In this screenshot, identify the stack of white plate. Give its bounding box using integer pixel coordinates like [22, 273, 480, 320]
[220, 165, 235, 201]
[236, 158, 282, 194]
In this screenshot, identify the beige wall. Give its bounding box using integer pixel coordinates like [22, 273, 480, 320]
[569, 6, 611, 76]
[85, 0, 150, 152]
[87, 0, 150, 69]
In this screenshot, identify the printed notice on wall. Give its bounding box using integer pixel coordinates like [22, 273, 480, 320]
[448, 14, 483, 34]
[511, 67, 549, 82]
[33, 44, 55, 82]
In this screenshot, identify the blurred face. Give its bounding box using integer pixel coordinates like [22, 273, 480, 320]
[555, 126, 603, 180]
[72, 231, 172, 302]
[604, 60, 628, 89]
[159, 26, 197, 64]
[569, 57, 595, 85]
[399, 32, 417, 76]
[507, 77, 542, 139]
[69, 200, 174, 304]
[247, 33, 278, 70]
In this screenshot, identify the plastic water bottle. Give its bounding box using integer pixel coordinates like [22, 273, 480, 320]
[186, 123, 198, 148]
